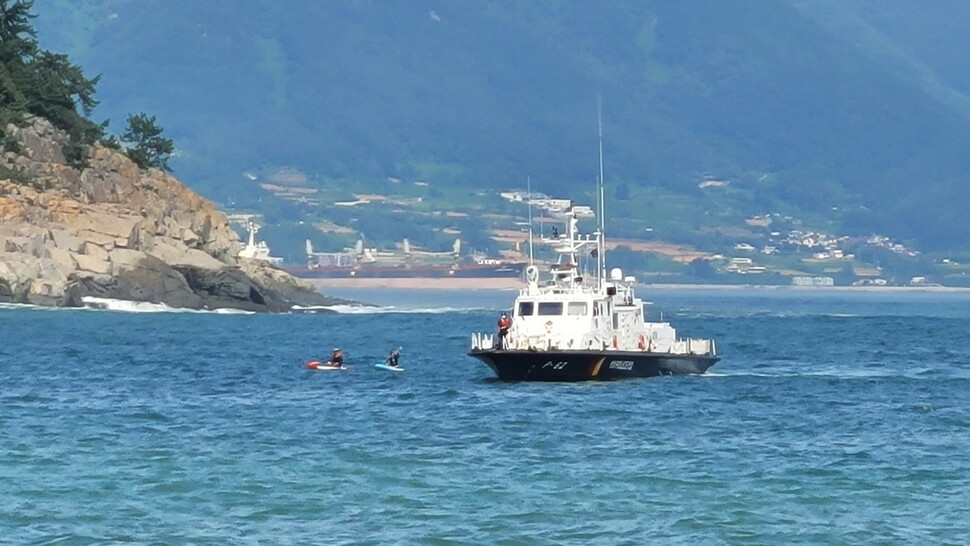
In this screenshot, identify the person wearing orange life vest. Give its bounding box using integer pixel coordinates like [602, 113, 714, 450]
[496, 312, 512, 349]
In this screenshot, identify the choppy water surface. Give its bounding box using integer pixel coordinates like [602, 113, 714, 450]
[2, 288, 969, 544]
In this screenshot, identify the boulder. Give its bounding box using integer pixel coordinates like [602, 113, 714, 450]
[73, 253, 112, 275]
[50, 229, 84, 252]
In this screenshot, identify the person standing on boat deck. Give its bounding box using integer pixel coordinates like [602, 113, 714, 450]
[496, 312, 511, 349]
[386, 348, 401, 368]
[326, 347, 344, 368]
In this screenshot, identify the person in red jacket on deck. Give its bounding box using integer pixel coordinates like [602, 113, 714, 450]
[496, 312, 511, 349]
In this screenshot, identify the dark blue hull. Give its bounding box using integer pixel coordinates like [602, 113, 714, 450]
[467, 349, 719, 381]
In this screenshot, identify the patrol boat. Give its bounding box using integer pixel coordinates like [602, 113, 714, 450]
[467, 201, 719, 381]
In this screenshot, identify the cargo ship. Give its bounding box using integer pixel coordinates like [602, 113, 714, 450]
[283, 238, 525, 279]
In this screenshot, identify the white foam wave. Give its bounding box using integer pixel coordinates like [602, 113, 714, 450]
[79, 297, 254, 314]
[0, 302, 45, 310]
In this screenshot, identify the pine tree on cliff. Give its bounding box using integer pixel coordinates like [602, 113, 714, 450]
[0, 0, 36, 60]
[1, 0, 104, 164]
[2, 0, 173, 173]
[0, 0, 37, 126]
[121, 113, 174, 172]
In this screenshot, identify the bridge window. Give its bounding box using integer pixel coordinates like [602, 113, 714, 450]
[518, 301, 534, 316]
[567, 302, 588, 316]
[537, 302, 563, 316]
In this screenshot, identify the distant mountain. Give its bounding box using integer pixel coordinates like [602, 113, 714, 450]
[30, 0, 970, 251]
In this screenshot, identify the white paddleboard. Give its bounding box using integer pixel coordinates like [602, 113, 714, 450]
[374, 363, 404, 372]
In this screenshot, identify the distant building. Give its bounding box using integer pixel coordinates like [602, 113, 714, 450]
[500, 191, 549, 203]
[532, 198, 572, 212]
[853, 278, 888, 286]
[727, 257, 756, 273]
[792, 276, 834, 287]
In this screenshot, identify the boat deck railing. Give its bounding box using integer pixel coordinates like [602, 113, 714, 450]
[471, 332, 717, 356]
[470, 332, 495, 351]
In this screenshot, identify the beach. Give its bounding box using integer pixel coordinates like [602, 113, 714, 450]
[304, 277, 523, 290]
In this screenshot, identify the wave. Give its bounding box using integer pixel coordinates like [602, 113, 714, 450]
[703, 368, 959, 380]
[681, 310, 862, 319]
[320, 304, 497, 314]
[79, 297, 253, 314]
[4, 299, 491, 315]
[0, 302, 46, 310]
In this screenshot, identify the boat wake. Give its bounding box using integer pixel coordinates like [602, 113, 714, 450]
[704, 367, 947, 380]
[686, 310, 861, 319]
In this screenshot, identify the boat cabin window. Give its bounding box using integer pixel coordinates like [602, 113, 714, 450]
[518, 301, 535, 316]
[567, 302, 588, 316]
[537, 302, 563, 316]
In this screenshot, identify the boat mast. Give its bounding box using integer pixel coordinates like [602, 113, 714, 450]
[597, 99, 606, 292]
[527, 175, 535, 265]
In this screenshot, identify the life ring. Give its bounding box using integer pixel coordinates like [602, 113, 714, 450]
[637, 335, 646, 350]
[525, 265, 540, 284]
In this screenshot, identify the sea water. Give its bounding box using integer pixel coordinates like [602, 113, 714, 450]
[1, 288, 969, 544]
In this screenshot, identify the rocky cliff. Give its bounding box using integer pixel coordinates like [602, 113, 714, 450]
[0, 117, 349, 311]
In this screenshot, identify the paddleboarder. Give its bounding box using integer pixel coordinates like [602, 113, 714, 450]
[385, 348, 401, 368]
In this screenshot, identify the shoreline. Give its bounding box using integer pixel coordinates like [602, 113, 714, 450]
[640, 283, 970, 292]
[304, 277, 970, 293]
[304, 277, 523, 290]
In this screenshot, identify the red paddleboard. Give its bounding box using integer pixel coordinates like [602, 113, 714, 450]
[305, 360, 346, 370]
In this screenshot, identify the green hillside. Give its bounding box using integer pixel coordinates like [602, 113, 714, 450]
[26, 0, 970, 257]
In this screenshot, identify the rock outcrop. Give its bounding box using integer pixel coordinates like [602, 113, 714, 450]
[1, 117, 349, 311]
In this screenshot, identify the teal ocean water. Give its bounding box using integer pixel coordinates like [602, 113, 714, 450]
[2, 288, 969, 544]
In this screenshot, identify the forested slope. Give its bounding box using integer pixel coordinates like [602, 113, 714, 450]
[30, 0, 970, 250]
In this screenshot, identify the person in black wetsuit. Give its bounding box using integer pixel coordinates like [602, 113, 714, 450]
[326, 347, 344, 368]
[385, 348, 401, 368]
